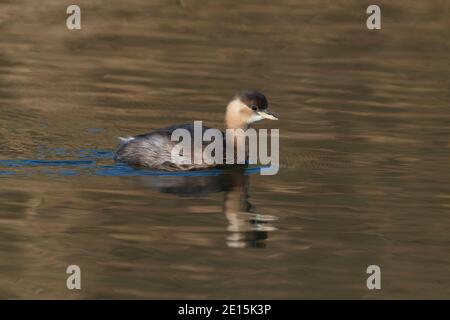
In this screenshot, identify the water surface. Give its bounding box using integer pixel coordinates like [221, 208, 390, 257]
[0, 0, 449, 299]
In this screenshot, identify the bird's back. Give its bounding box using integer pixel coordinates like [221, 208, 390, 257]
[114, 123, 223, 171]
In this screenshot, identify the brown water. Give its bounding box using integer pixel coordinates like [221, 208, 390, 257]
[0, 0, 449, 299]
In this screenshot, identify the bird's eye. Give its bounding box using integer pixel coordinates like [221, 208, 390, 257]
[251, 105, 257, 111]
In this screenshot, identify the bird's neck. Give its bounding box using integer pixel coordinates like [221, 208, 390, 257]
[225, 100, 249, 130]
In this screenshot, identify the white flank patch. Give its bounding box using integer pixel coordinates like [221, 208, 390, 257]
[118, 136, 135, 143]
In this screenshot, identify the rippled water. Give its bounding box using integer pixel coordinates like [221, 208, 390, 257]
[0, 0, 449, 299]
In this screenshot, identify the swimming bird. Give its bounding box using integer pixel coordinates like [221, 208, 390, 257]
[114, 90, 277, 171]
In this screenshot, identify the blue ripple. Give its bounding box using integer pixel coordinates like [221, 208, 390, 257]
[0, 149, 264, 177]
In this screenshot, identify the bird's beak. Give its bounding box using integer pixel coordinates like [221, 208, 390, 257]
[258, 110, 278, 120]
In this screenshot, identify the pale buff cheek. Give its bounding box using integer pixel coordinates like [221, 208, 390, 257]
[225, 98, 259, 128]
[240, 108, 257, 124]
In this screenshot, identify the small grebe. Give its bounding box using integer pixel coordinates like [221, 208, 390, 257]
[114, 90, 277, 171]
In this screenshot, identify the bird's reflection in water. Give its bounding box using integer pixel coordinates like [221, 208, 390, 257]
[138, 168, 277, 248]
